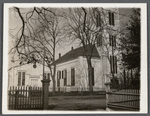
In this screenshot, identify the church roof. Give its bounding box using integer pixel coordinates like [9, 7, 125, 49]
[54, 45, 100, 65]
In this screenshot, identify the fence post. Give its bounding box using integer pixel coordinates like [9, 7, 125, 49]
[41, 80, 51, 110]
[15, 89, 19, 109]
[104, 74, 112, 111]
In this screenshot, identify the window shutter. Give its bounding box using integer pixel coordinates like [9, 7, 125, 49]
[64, 71, 65, 86]
[109, 12, 115, 26]
[109, 35, 112, 46]
[64, 70, 67, 86]
[18, 72, 21, 86]
[96, 13, 99, 27]
[65, 70, 67, 85]
[113, 56, 115, 73]
[98, 13, 101, 27]
[113, 36, 116, 47]
[57, 71, 61, 87]
[71, 68, 75, 86]
[99, 15, 101, 27]
[96, 12, 101, 27]
[22, 72, 25, 86]
[62, 70, 64, 79]
[58, 71, 60, 79]
[109, 12, 111, 25]
[112, 13, 115, 25]
[110, 35, 116, 47]
[97, 34, 102, 47]
[110, 56, 117, 74]
[115, 56, 117, 73]
[57, 71, 59, 87]
[110, 56, 112, 73]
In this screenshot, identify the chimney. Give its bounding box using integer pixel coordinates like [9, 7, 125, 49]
[71, 47, 73, 51]
[59, 53, 61, 58]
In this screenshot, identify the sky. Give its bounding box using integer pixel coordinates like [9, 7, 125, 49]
[119, 8, 133, 25]
[8, 7, 133, 69]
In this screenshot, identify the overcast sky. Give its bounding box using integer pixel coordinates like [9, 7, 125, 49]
[119, 8, 133, 25]
[8, 8, 133, 69]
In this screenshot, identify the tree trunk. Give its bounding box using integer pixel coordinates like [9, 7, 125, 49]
[52, 79, 56, 93]
[52, 64, 56, 93]
[48, 63, 56, 93]
[87, 57, 93, 94]
[52, 39, 56, 93]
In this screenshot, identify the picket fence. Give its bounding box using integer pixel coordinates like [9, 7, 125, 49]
[8, 86, 105, 110]
[106, 79, 140, 111]
[8, 86, 43, 110]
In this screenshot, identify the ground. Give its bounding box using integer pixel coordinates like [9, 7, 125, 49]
[48, 95, 106, 110]
[8, 91, 106, 110]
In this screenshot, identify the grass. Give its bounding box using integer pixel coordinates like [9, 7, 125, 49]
[9, 92, 106, 110]
[48, 95, 106, 110]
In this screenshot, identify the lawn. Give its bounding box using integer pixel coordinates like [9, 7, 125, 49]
[48, 95, 106, 110]
[8, 91, 106, 110]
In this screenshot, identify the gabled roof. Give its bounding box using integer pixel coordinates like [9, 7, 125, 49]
[54, 45, 100, 65]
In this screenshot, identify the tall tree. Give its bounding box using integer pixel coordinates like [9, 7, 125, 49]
[62, 8, 120, 92]
[120, 8, 140, 77]
[9, 7, 63, 92]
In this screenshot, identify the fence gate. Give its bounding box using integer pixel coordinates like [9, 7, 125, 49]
[105, 78, 140, 111]
[8, 86, 43, 110]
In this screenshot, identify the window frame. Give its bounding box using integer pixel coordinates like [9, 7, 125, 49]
[96, 11, 101, 27]
[109, 11, 115, 26]
[17, 71, 26, 86]
[110, 56, 117, 74]
[97, 33, 102, 47]
[109, 35, 116, 47]
[44, 72, 50, 80]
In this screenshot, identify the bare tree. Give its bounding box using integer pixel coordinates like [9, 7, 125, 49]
[9, 7, 64, 92]
[61, 7, 121, 92]
[75, 58, 104, 90]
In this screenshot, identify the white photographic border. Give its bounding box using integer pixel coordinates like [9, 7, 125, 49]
[2, 3, 147, 114]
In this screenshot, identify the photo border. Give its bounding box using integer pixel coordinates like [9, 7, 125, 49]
[2, 3, 148, 114]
